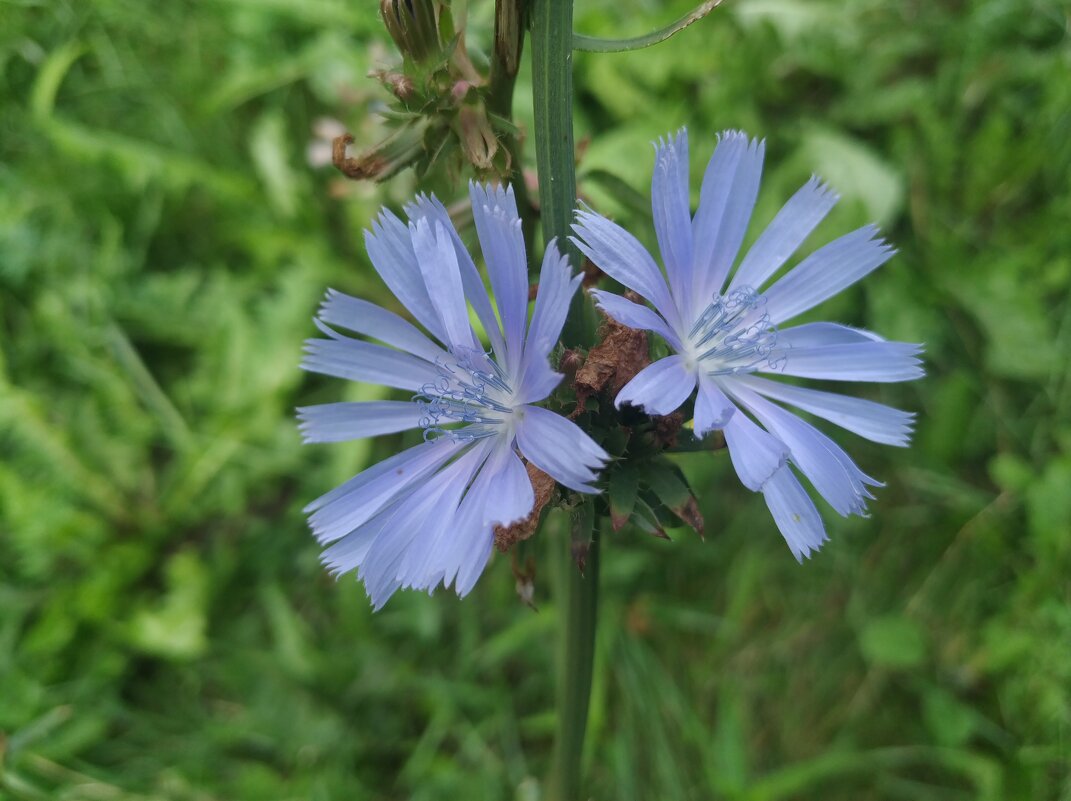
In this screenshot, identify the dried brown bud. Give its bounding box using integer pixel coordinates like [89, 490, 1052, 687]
[492, 0, 524, 80]
[456, 104, 502, 173]
[493, 462, 557, 552]
[573, 310, 651, 415]
[380, 0, 443, 65]
[331, 119, 429, 182]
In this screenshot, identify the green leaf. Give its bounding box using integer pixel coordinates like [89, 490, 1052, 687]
[30, 40, 85, 120]
[579, 168, 652, 221]
[631, 497, 670, 540]
[858, 615, 927, 670]
[573, 1, 723, 53]
[646, 460, 704, 536]
[126, 551, 209, 661]
[798, 127, 904, 226]
[608, 464, 639, 531]
[923, 688, 979, 747]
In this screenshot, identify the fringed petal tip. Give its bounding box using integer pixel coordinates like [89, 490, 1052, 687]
[652, 126, 689, 152]
[712, 129, 766, 155]
[806, 174, 841, 204]
[761, 466, 829, 563]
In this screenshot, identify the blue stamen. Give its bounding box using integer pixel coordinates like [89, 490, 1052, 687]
[413, 348, 515, 442]
[689, 285, 780, 376]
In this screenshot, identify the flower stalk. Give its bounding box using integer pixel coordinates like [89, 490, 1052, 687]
[553, 500, 600, 801]
[530, 2, 599, 798]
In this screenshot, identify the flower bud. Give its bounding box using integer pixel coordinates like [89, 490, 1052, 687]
[380, 0, 443, 66]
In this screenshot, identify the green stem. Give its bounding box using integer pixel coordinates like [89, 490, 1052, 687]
[531, 5, 599, 796]
[530, 0, 576, 262]
[554, 502, 600, 801]
[531, 0, 595, 349]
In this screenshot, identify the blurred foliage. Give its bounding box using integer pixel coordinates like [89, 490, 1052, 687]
[1, 0, 1070, 799]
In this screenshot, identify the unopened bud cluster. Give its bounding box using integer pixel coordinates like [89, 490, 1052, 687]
[334, 0, 518, 183]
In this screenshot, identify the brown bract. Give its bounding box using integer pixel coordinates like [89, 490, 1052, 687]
[652, 410, 686, 450]
[573, 304, 650, 416]
[493, 462, 557, 552]
[332, 133, 386, 181]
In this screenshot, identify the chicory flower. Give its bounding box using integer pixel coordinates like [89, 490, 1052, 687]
[301, 184, 608, 608]
[573, 129, 922, 560]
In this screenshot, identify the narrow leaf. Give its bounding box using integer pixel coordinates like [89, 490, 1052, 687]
[631, 497, 670, 540]
[646, 459, 705, 536]
[573, 1, 722, 53]
[608, 464, 639, 531]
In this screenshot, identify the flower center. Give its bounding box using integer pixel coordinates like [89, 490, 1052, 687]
[415, 348, 516, 442]
[685, 286, 780, 376]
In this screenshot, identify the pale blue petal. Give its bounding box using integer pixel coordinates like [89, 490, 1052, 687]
[446, 491, 496, 598]
[516, 369, 564, 407]
[762, 466, 828, 562]
[297, 401, 425, 443]
[402, 439, 495, 591]
[524, 240, 581, 361]
[730, 374, 915, 446]
[447, 475, 498, 598]
[729, 176, 839, 293]
[571, 209, 680, 329]
[304, 439, 464, 545]
[479, 440, 535, 529]
[395, 444, 489, 592]
[614, 355, 696, 416]
[729, 384, 880, 517]
[301, 335, 442, 391]
[517, 240, 581, 403]
[317, 289, 447, 362]
[775, 322, 885, 349]
[763, 225, 895, 325]
[652, 129, 694, 305]
[515, 405, 609, 494]
[365, 210, 447, 342]
[691, 131, 764, 316]
[410, 218, 480, 353]
[765, 341, 924, 382]
[405, 193, 507, 358]
[589, 289, 682, 350]
[470, 182, 529, 374]
[320, 505, 395, 579]
[722, 408, 788, 491]
[359, 460, 467, 610]
[445, 439, 532, 597]
[359, 447, 486, 608]
[693, 374, 736, 437]
[432, 464, 492, 593]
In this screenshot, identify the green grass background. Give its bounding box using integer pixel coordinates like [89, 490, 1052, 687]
[2, 0, 1070, 798]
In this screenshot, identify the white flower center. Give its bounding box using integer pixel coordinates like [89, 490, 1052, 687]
[682, 286, 780, 376]
[415, 348, 518, 442]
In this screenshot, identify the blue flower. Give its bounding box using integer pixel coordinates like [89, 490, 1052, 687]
[301, 184, 608, 608]
[573, 129, 922, 561]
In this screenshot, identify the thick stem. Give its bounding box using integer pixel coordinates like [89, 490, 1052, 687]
[531, 6, 599, 797]
[530, 0, 576, 262]
[553, 502, 599, 801]
[530, 0, 596, 348]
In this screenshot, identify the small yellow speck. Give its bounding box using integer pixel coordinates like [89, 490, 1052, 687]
[792, 513, 801, 523]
